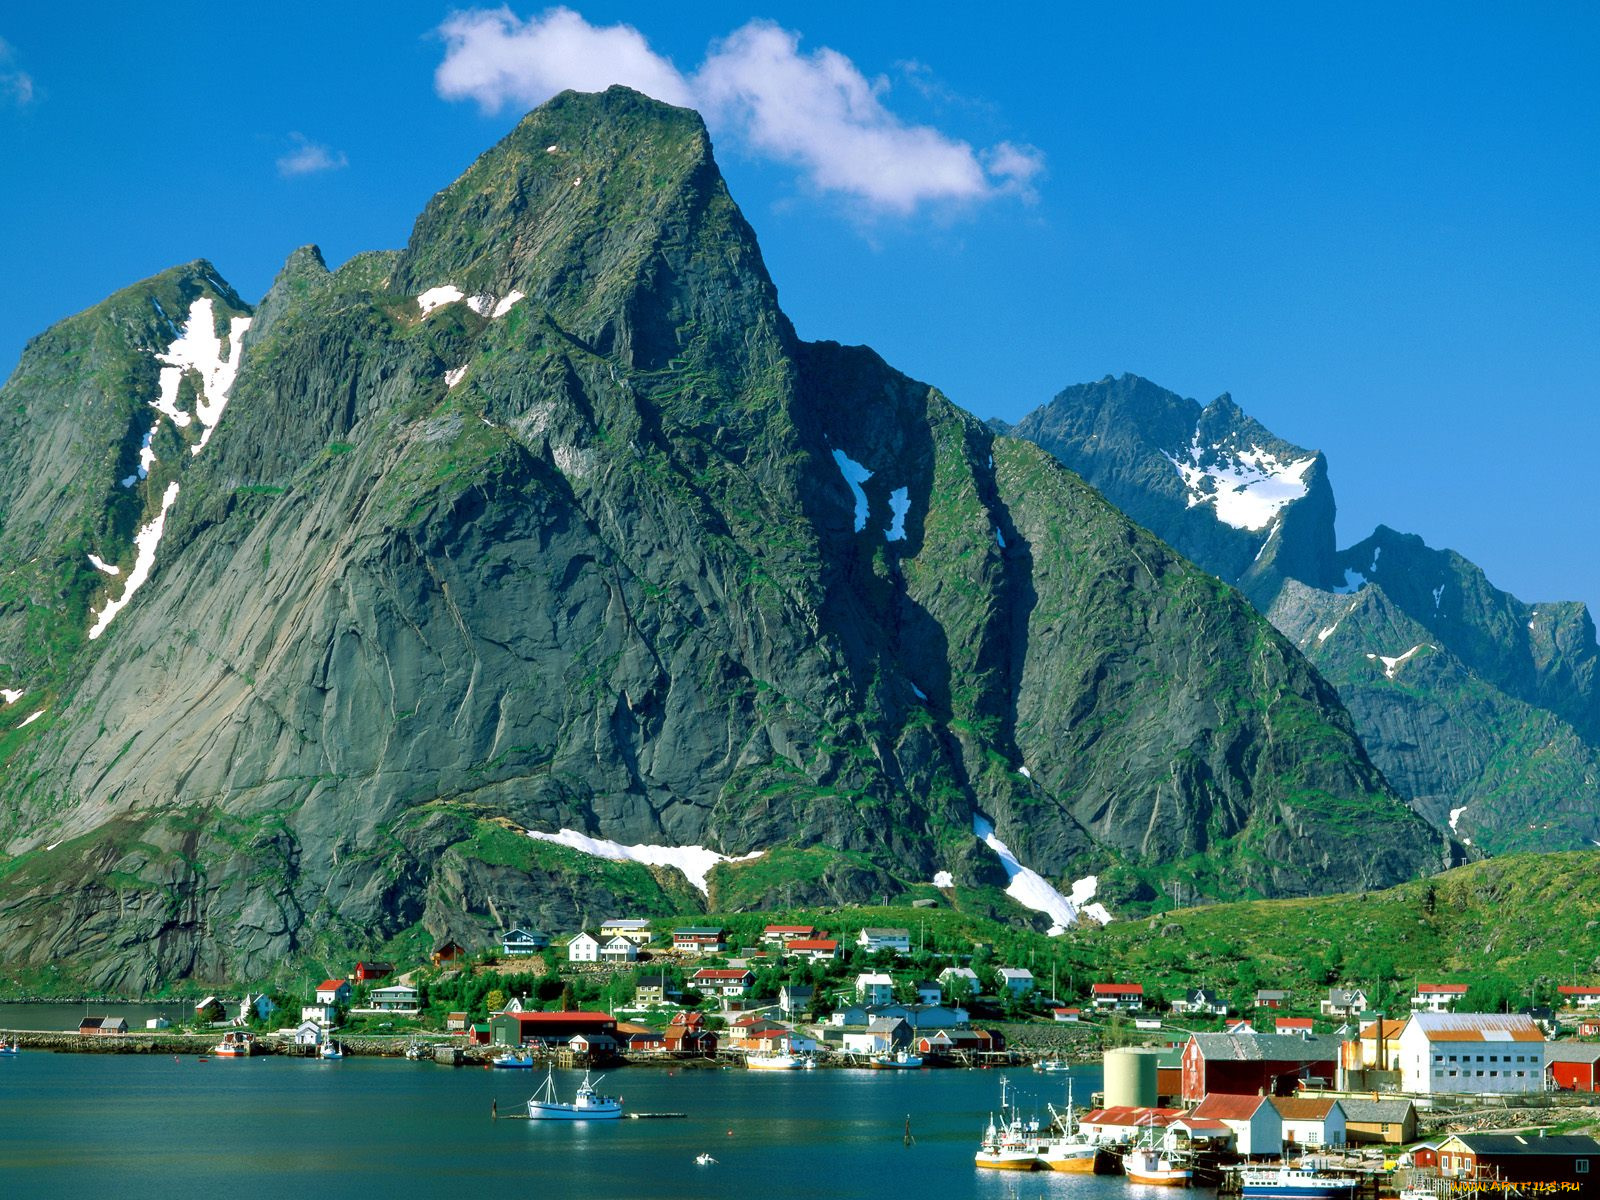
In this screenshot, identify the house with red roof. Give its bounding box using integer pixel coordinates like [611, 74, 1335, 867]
[1180, 1032, 1341, 1103]
[1411, 982, 1469, 1012]
[1274, 1017, 1315, 1033]
[1557, 985, 1600, 1010]
[663, 1010, 717, 1055]
[1091, 982, 1144, 1011]
[1078, 1106, 1183, 1142]
[784, 938, 840, 963]
[1270, 1095, 1347, 1149]
[489, 1010, 617, 1048]
[1192, 1093, 1283, 1156]
[315, 979, 351, 1006]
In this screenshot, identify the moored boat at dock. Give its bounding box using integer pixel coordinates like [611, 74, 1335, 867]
[1122, 1113, 1191, 1187]
[1237, 1165, 1358, 1198]
[212, 1031, 257, 1058]
[492, 1049, 535, 1069]
[973, 1077, 1042, 1172]
[746, 1051, 803, 1070]
[867, 1050, 923, 1070]
[1035, 1084, 1102, 1173]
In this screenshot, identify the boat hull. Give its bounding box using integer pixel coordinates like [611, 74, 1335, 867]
[1126, 1168, 1191, 1187]
[1039, 1151, 1098, 1173]
[1242, 1187, 1356, 1199]
[746, 1055, 802, 1070]
[974, 1153, 1039, 1171]
[527, 1102, 623, 1121]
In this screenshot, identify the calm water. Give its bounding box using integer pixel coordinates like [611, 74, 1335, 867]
[0, 1054, 1211, 1199]
[0, 1001, 195, 1030]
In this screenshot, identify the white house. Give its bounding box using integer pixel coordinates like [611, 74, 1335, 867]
[842, 1017, 909, 1056]
[856, 972, 895, 1006]
[1192, 1093, 1283, 1156]
[938, 966, 980, 995]
[1271, 1097, 1347, 1149]
[301, 1003, 338, 1027]
[856, 927, 911, 954]
[239, 993, 276, 1023]
[1172, 988, 1229, 1016]
[1557, 985, 1600, 1010]
[292, 1020, 325, 1046]
[599, 935, 638, 963]
[315, 979, 351, 1006]
[1321, 987, 1369, 1018]
[996, 968, 1035, 997]
[1397, 1012, 1547, 1095]
[567, 932, 601, 963]
[1411, 983, 1468, 1012]
[145, 1016, 170, 1030]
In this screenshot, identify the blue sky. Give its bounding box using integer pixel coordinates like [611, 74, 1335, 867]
[1, 4, 1596, 611]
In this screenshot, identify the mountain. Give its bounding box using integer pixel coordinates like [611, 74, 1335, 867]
[0, 90, 1451, 994]
[1008, 374, 1600, 854]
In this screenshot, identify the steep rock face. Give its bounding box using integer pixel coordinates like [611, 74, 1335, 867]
[1007, 376, 1600, 854]
[1006, 374, 1340, 608]
[0, 89, 1448, 991]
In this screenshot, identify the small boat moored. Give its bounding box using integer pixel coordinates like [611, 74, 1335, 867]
[1238, 1165, 1359, 1198]
[212, 1031, 258, 1058]
[492, 1049, 536, 1069]
[973, 1077, 1041, 1172]
[695, 1153, 718, 1165]
[1121, 1113, 1191, 1187]
[320, 1040, 344, 1060]
[526, 1068, 624, 1120]
[0, 1039, 19, 1056]
[867, 1050, 923, 1070]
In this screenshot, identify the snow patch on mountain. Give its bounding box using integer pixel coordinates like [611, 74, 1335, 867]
[491, 290, 525, 318]
[0, 689, 21, 705]
[832, 449, 871, 532]
[973, 816, 1104, 933]
[444, 366, 467, 388]
[88, 482, 180, 641]
[1366, 644, 1430, 680]
[150, 298, 251, 453]
[87, 554, 120, 576]
[1449, 805, 1468, 832]
[19, 710, 44, 728]
[1161, 434, 1316, 531]
[932, 870, 954, 888]
[525, 827, 762, 896]
[417, 285, 465, 316]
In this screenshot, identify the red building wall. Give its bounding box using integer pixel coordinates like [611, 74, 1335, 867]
[1551, 1061, 1599, 1092]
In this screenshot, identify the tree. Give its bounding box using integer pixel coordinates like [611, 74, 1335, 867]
[484, 988, 507, 1015]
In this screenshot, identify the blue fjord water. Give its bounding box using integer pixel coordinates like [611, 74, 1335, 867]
[0, 1052, 1201, 1199]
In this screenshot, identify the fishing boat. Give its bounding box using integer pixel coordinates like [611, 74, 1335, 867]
[320, 1040, 344, 1060]
[1121, 1113, 1190, 1187]
[867, 1050, 923, 1070]
[212, 1031, 257, 1058]
[0, 1039, 19, 1056]
[973, 1077, 1041, 1172]
[1035, 1083, 1101, 1173]
[694, 1153, 718, 1165]
[526, 1067, 623, 1120]
[404, 1040, 430, 1061]
[1033, 1058, 1071, 1074]
[745, 1050, 803, 1070]
[492, 1049, 535, 1069]
[1238, 1165, 1358, 1198]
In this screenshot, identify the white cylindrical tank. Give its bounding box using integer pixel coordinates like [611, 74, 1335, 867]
[1103, 1046, 1159, 1108]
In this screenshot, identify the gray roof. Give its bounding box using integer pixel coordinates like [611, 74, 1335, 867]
[1339, 1098, 1415, 1123]
[1448, 1133, 1600, 1156]
[1190, 1032, 1341, 1061]
[1544, 1042, 1600, 1064]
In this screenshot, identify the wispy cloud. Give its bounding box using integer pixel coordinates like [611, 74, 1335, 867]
[0, 37, 36, 107]
[277, 132, 349, 177]
[433, 8, 1043, 216]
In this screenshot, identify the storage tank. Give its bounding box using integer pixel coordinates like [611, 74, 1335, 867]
[1102, 1046, 1160, 1108]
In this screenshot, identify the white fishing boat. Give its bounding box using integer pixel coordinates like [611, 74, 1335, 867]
[1238, 1165, 1358, 1198]
[1036, 1083, 1101, 1173]
[1033, 1058, 1070, 1074]
[1121, 1113, 1190, 1187]
[695, 1153, 718, 1165]
[526, 1068, 623, 1120]
[746, 1050, 803, 1070]
[320, 1040, 344, 1060]
[867, 1050, 923, 1070]
[492, 1049, 535, 1069]
[212, 1031, 257, 1058]
[973, 1077, 1041, 1172]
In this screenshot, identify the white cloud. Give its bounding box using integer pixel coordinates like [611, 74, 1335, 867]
[0, 36, 35, 106]
[432, 8, 1041, 215]
[435, 7, 692, 112]
[277, 132, 349, 177]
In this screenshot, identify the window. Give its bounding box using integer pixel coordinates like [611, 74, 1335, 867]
[1577, 1160, 1589, 1174]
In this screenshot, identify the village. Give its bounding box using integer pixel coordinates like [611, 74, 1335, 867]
[42, 917, 1600, 1194]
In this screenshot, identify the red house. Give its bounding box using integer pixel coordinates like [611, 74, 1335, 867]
[1547, 1043, 1600, 1092]
[1275, 1018, 1314, 1033]
[1180, 1032, 1340, 1104]
[663, 1011, 717, 1055]
[1091, 982, 1144, 1010]
[354, 960, 393, 983]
